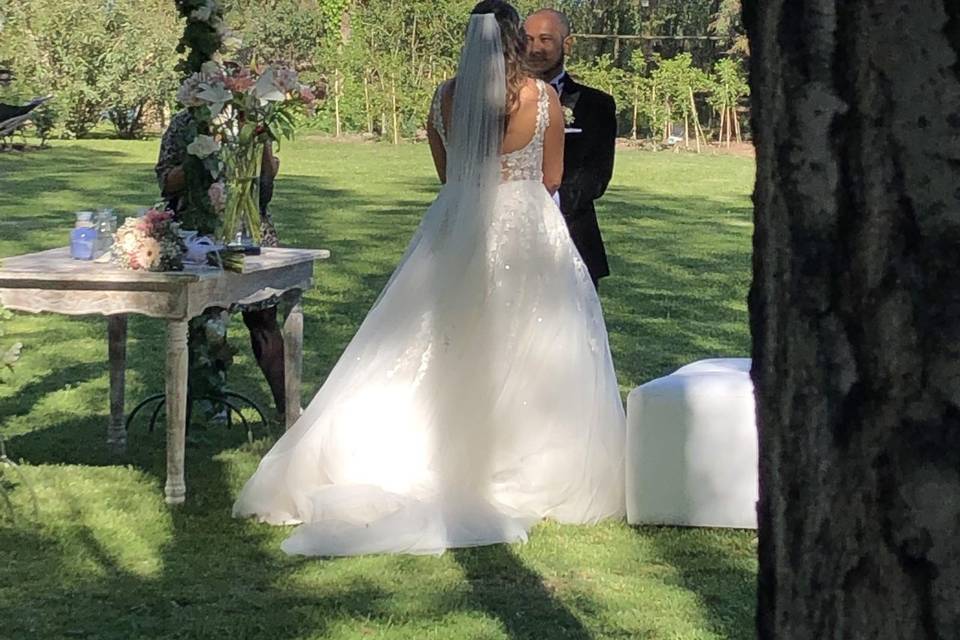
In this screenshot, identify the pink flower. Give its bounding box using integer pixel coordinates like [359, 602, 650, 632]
[207, 181, 227, 214]
[136, 238, 162, 271]
[142, 209, 172, 233]
[224, 71, 254, 93]
[299, 85, 316, 104]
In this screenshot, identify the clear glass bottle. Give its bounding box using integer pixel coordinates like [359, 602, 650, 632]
[94, 208, 117, 257]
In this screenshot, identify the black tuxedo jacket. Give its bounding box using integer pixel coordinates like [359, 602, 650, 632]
[556, 72, 616, 283]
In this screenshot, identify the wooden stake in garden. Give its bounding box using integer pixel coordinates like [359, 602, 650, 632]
[333, 68, 342, 138]
[391, 77, 400, 145]
[363, 74, 374, 135]
[689, 88, 706, 153]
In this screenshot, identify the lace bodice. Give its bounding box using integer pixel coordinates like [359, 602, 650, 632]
[431, 79, 550, 183]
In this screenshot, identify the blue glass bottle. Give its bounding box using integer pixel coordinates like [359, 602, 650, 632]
[70, 227, 97, 260]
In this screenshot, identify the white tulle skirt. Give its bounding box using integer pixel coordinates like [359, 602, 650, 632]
[233, 179, 626, 556]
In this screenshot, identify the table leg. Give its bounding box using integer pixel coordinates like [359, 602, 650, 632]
[283, 296, 304, 429]
[165, 319, 189, 505]
[107, 315, 128, 454]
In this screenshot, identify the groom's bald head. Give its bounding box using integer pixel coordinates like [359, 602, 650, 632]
[527, 9, 571, 38]
[524, 9, 573, 79]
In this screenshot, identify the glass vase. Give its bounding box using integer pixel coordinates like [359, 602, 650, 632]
[221, 141, 263, 246]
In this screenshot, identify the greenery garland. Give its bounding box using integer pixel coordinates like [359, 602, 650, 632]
[172, 0, 234, 419]
[173, 0, 227, 238]
[174, 0, 227, 76]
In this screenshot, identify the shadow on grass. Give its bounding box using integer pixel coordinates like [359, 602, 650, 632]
[592, 187, 753, 389]
[635, 525, 757, 639]
[0, 431, 392, 639]
[453, 545, 594, 640]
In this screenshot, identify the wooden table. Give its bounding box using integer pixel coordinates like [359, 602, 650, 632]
[0, 247, 329, 504]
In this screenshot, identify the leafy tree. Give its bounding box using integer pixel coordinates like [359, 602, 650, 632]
[706, 57, 748, 145]
[1, 0, 180, 138]
[100, 0, 181, 138]
[651, 52, 711, 150]
[230, 0, 327, 70]
[709, 0, 748, 57]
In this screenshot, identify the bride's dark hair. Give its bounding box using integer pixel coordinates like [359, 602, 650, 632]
[470, 0, 530, 115]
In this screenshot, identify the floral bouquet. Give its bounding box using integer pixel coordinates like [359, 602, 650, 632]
[111, 207, 185, 272]
[177, 59, 319, 245]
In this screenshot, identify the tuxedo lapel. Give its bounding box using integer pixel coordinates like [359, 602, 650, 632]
[559, 73, 581, 111]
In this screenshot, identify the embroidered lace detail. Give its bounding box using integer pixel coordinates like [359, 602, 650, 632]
[500, 80, 549, 183]
[431, 80, 549, 184]
[430, 82, 447, 146]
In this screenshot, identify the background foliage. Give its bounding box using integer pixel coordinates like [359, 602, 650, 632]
[0, 0, 748, 143]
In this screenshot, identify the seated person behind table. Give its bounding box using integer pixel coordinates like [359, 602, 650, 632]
[155, 109, 286, 418]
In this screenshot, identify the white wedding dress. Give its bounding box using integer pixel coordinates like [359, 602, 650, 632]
[234, 17, 625, 556]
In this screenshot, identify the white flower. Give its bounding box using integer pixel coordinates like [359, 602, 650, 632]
[190, 7, 211, 22]
[200, 60, 223, 79]
[190, 0, 216, 22]
[176, 74, 206, 107]
[207, 181, 227, 214]
[254, 68, 285, 104]
[273, 68, 299, 93]
[187, 135, 221, 159]
[118, 229, 140, 253]
[197, 82, 233, 117]
[211, 103, 236, 128]
[190, 6, 212, 22]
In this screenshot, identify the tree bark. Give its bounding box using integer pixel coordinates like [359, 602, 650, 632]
[745, 1, 960, 638]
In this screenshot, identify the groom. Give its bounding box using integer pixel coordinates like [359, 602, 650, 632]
[525, 9, 617, 289]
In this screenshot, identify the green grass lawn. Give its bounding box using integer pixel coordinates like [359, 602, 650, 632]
[0, 137, 757, 640]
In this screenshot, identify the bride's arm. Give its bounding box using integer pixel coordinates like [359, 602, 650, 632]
[541, 87, 565, 194]
[427, 102, 447, 184]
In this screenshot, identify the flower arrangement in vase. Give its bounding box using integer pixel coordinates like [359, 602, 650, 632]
[176, 61, 318, 249]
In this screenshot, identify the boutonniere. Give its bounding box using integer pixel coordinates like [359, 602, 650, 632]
[562, 106, 575, 126]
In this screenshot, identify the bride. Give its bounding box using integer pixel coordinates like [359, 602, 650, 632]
[233, 0, 626, 556]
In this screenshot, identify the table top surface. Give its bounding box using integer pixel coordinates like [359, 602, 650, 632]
[0, 247, 330, 286]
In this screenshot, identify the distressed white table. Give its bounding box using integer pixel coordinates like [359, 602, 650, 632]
[0, 247, 329, 504]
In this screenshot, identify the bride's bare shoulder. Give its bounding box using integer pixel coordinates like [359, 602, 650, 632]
[518, 76, 541, 99]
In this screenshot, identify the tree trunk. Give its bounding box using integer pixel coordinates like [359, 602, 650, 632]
[745, 0, 960, 638]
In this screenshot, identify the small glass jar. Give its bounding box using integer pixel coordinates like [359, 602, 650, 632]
[94, 208, 117, 257]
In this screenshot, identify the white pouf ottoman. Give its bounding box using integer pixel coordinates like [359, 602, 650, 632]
[626, 358, 758, 529]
